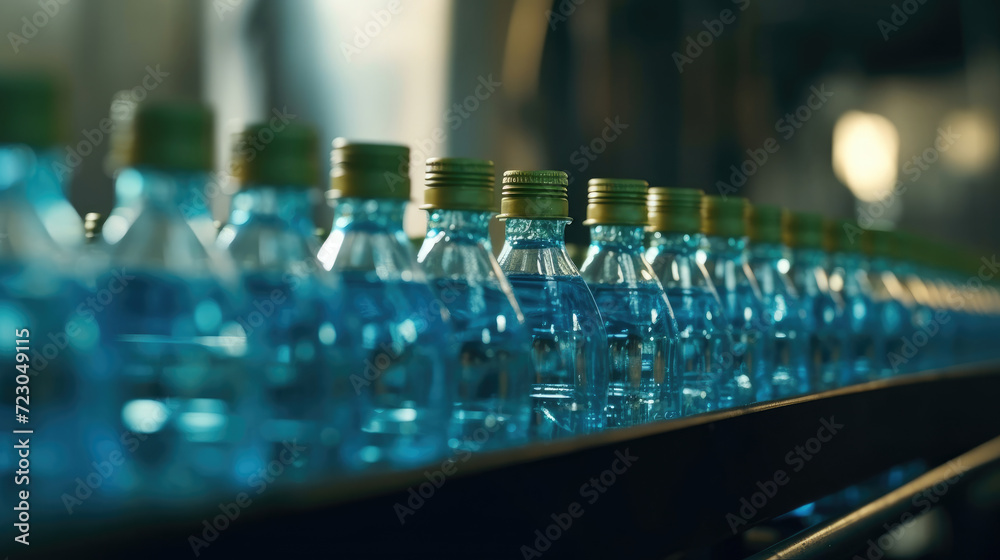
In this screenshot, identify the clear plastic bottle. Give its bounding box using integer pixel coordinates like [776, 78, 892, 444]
[217, 123, 351, 481]
[98, 102, 253, 504]
[645, 187, 735, 414]
[746, 205, 809, 398]
[579, 178, 680, 426]
[416, 158, 532, 450]
[860, 229, 915, 377]
[893, 231, 947, 372]
[699, 196, 766, 405]
[496, 170, 609, 437]
[785, 212, 852, 390]
[318, 140, 453, 469]
[825, 220, 878, 384]
[0, 71, 105, 515]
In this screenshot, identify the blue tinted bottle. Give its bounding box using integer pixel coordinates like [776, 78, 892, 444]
[700, 196, 767, 405]
[785, 212, 852, 390]
[746, 205, 809, 398]
[579, 179, 680, 426]
[416, 158, 532, 450]
[218, 123, 350, 480]
[318, 140, 453, 469]
[825, 220, 878, 384]
[496, 170, 609, 437]
[99, 102, 252, 504]
[645, 187, 734, 415]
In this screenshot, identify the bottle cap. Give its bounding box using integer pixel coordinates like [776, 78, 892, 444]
[129, 101, 214, 171]
[420, 157, 496, 211]
[0, 70, 67, 148]
[823, 219, 863, 254]
[329, 138, 410, 200]
[701, 195, 747, 238]
[745, 204, 784, 244]
[782, 211, 824, 249]
[233, 122, 319, 188]
[497, 170, 569, 220]
[84, 212, 106, 242]
[582, 178, 649, 226]
[860, 228, 893, 258]
[646, 187, 703, 233]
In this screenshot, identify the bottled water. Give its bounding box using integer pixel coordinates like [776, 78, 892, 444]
[98, 102, 252, 504]
[699, 196, 766, 405]
[318, 140, 453, 469]
[579, 178, 680, 426]
[416, 158, 532, 450]
[746, 205, 809, 398]
[860, 229, 915, 378]
[496, 170, 608, 437]
[785, 212, 851, 390]
[825, 220, 878, 384]
[217, 122, 351, 480]
[0, 72, 104, 515]
[645, 187, 735, 414]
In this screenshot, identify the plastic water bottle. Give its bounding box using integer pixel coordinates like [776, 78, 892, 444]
[217, 122, 351, 480]
[699, 196, 766, 405]
[860, 229, 914, 377]
[416, 157, 532, 450]
[98, 102, 252, 504]
[785, 212, 852, 390]
[645, 187, 734, 414]
[318, 140, 453, 469]
[496, 170, 609, 437]
[825, 220, 878, 384]
[746, 204, 809, 398]
[579, 178, 680, 426]
[0, 71, 104, 516]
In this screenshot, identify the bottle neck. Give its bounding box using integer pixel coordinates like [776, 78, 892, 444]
[704, 234, 747, 260]
[425, 209, 493, 244]
[587, 224, 645, 252]
[332, 197, 407, 232]
[793, 247, 828, 269]
[646, 231, 701, 255]
[749, 242, 788, 262]
[503, 217, 569, 247]
[230, 186, 315, 237]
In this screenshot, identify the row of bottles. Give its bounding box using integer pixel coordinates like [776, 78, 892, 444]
[3, 73, 1000, 513]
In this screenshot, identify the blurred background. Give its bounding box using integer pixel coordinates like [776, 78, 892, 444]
[1, 0, 997, 251]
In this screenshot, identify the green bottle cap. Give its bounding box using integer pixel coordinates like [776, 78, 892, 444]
[129, 101, 214, 171]
[702, 196, 747, 238]
[420, 157, 496, 211]
[646, 187, 703, 234]
[823, 219, 863, 254]
[782, 211, 824, 249]
[497, 170, 569, 220]
[233, 122, 319, 188]
[329, 138, 410, 200]
[746, 204, 784, 244]
[860, 228, 893, 258]
[0, 71, 67, 148]
[582, 178, 649, 226]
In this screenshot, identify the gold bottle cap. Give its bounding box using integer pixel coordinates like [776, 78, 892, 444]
[582, 178, 649, 226]
[646, 187, 703, 234]
[701, 196, 748, 238]
[497, 170, 570, 220]
[329, 138, 410, 200]
[746, 204, 784, 244]
[782, 211, 824, 249]
[420, 157, 496, 211]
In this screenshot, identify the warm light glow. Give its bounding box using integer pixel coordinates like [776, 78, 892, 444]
[940, 109, 998, 174]
[832, 111, 900, 202]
